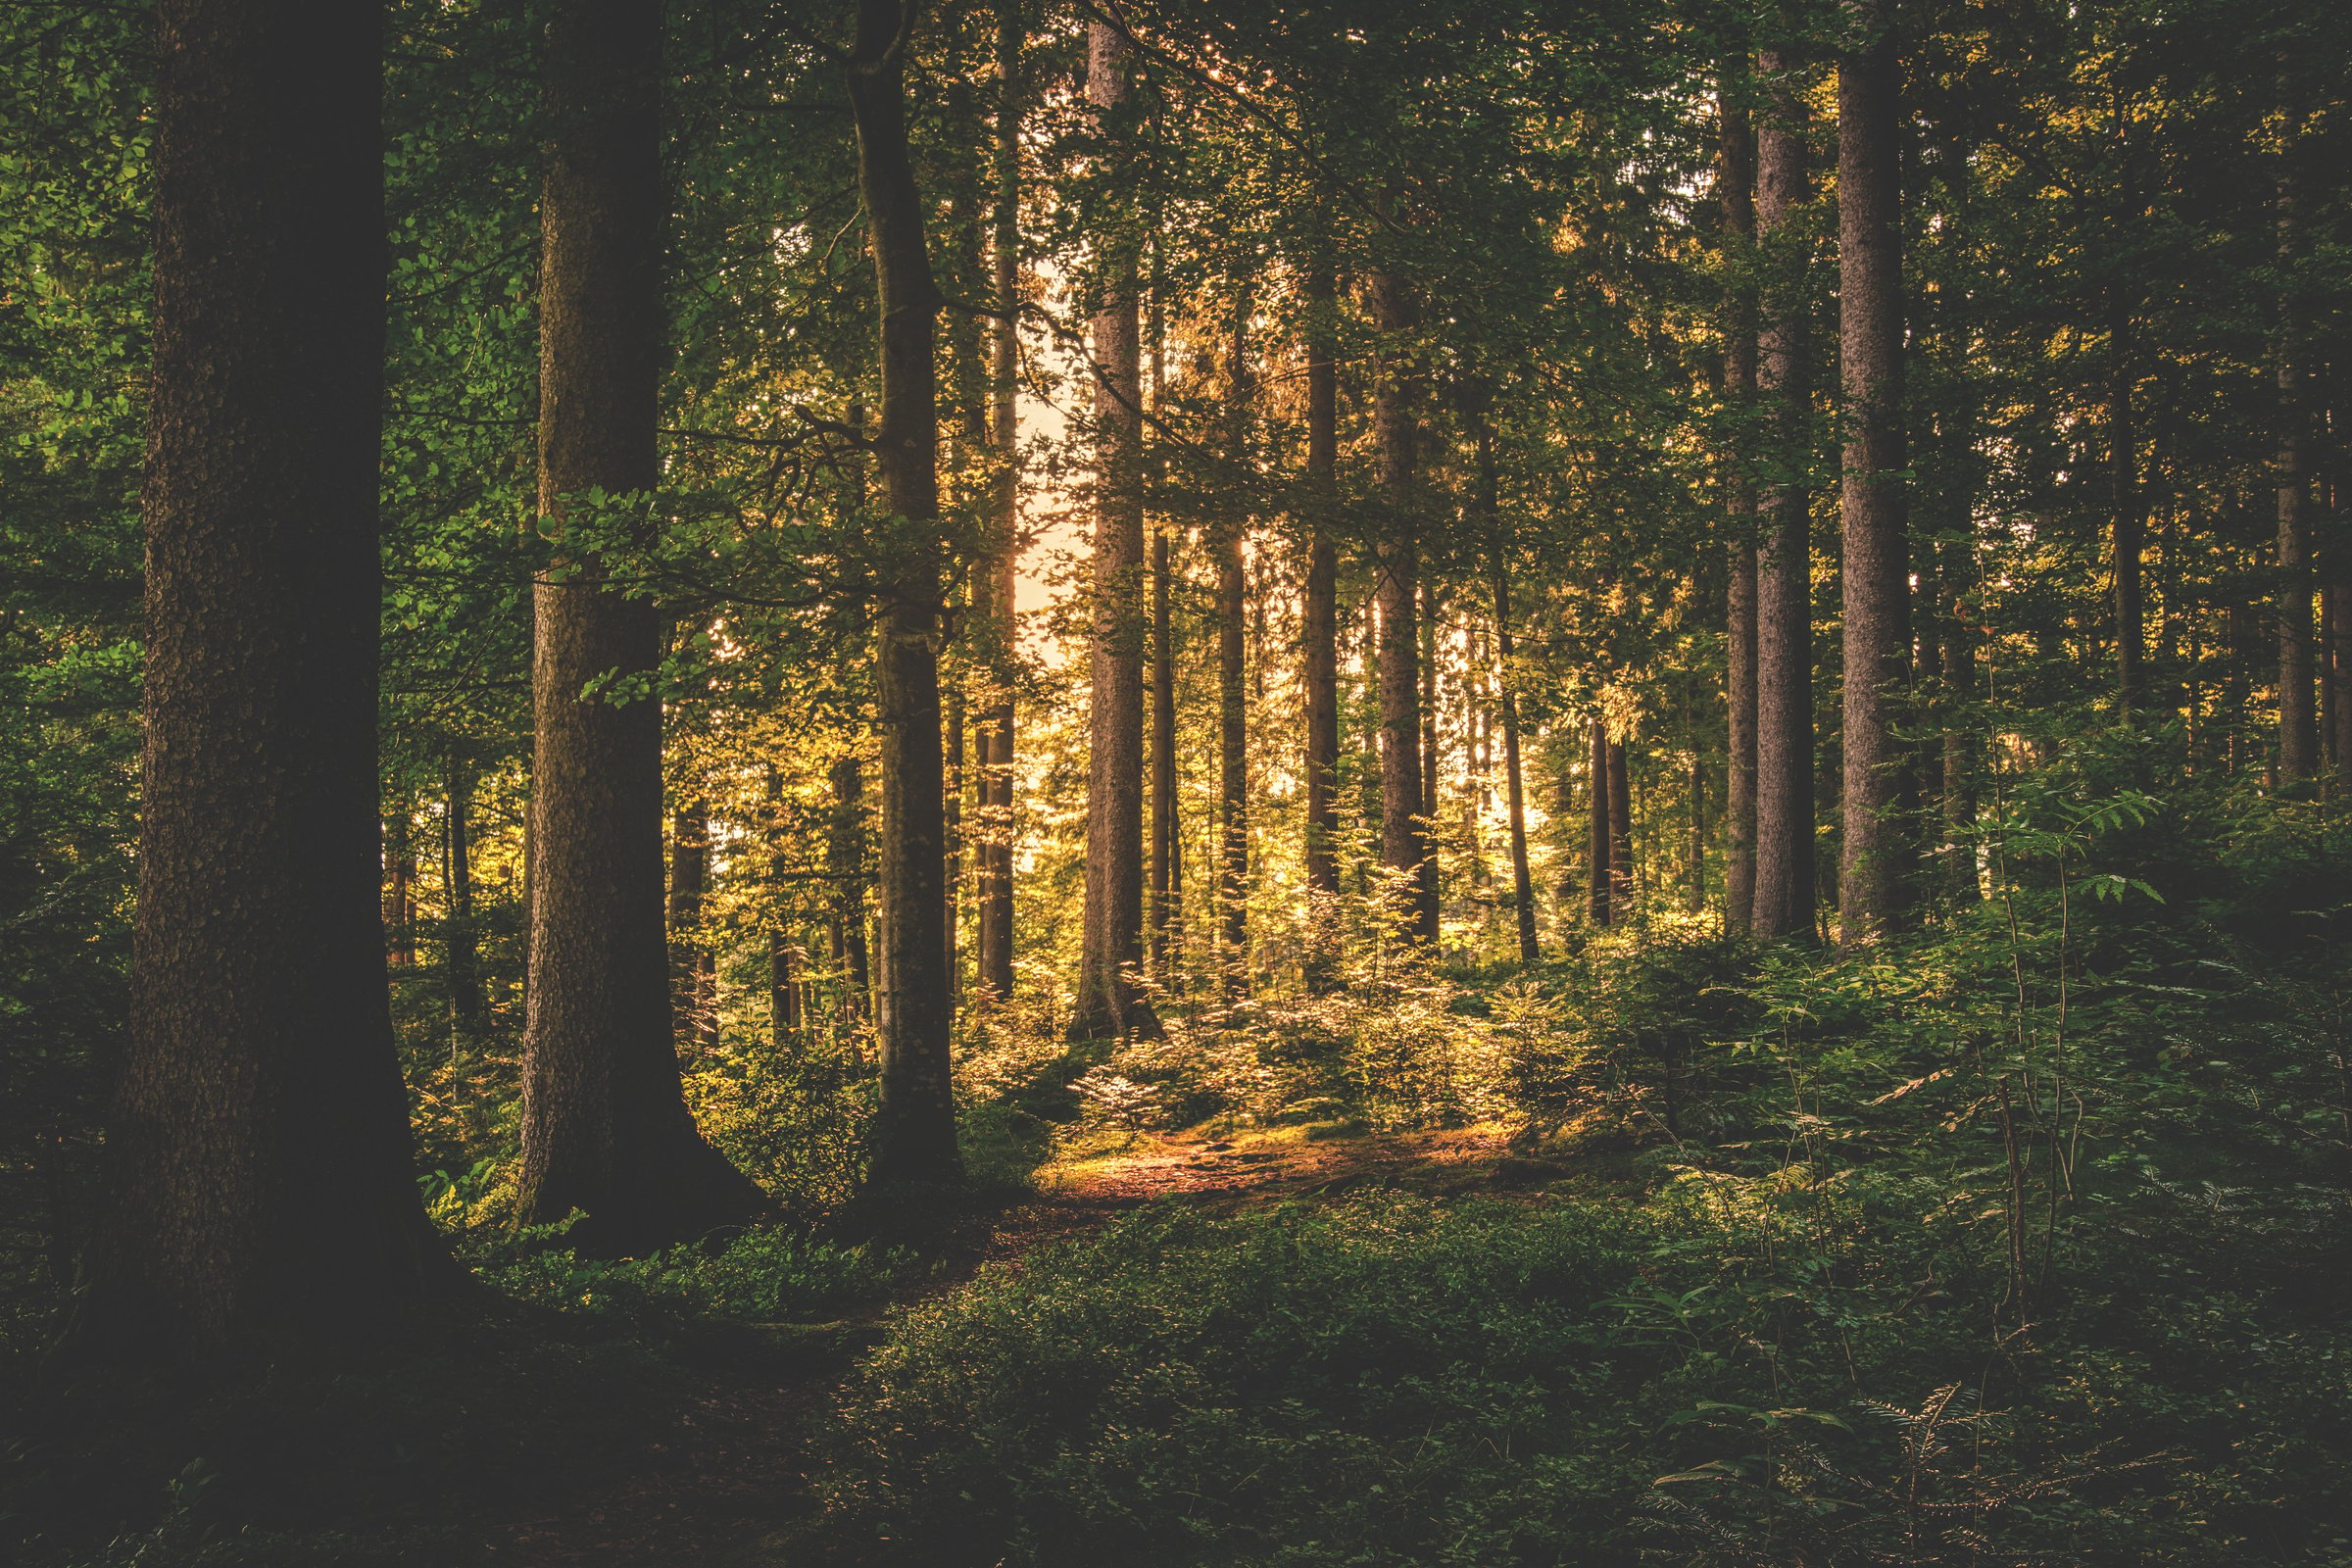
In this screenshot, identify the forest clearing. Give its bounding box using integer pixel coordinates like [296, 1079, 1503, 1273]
[4, 0, 2350, 1563]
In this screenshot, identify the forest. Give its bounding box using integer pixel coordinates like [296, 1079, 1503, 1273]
[3, 0, 2349, 1562]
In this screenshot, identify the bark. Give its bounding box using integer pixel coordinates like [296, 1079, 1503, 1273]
[1073, 22, 1152, 1034]
[973, 0, 1021, 1003]
[1150, 526, 1180, 971]
[1587, 719, 1612, 927]
[385, 807, 416, 968]
[1837, 6, 1909, 947]
[2110, 299, 2144, 716]
[1476, 417, 1541, 964]
[1369, 270, 1437, 944]
[514, 0, 765, 1251]
[1750, 50, 1817, 941]
[446, 760, 484, 1044]
[85, 0, 459, 1365]
[1301, 263, 1342, 910]
[847, 0, 958, 1179]
[2331, 576, 2352, 774]
[1422, 582, 1443, 889]
[771, 937, 799, 1041]
[2276, 101, 2316, 782]
[827, 755, 871, 1017]
[668, 807, 715, 1056]
[1217, 316, 1251, 991]
[1939, 527, 1977, 899]
[1722, 88, 1760, 932]
[944, 687, 963, 997]
[1687, 750, 1707, 913]
[1607, 737, 1635, 914]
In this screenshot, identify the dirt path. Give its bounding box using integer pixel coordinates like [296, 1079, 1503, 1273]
[483, 1124, 1560, 1566]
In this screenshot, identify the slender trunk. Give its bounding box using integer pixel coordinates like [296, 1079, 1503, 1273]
[944, 687, 963, 999]
[86, 0, 457, 1365]
[974, 0, 1021, 1003]
[1074, 21, 1152, 1034]
[1940, 527, 1977, 899]
[2110, 300, 2144, 717]
[385, 807, 416, 968]
[2276, 97, 2316, 782]
[1370, 270, 1436, 944]
[1750, 50, 1816, 941]
[827, 754, 871, 1018]
[1587, 719, 1612, 927]
[1149, 526, 1179, 971]
[771, 936, 798, 1043]
[2331, 568, 2352, 775]
[1687, 750, 1707, 914]
[516, 0, 764, 1250]
[1217, 315, 1251, 991]
[1421, 581, 1442, 891]
[1301, 263, 1342, 914]
[446, 760, 484, 1043]
[668, 807, 714, 1056]
[1475, 415, 1540, 964]
[1721, 88, 1760, 934]
[1607, 736, 1634, 915]
[1838, 5, 1909, 947]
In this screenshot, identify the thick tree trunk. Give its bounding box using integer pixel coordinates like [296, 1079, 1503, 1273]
[515, 0, 764, 1251]
[1607, 736, 1634, 914]
[1369, 270, 1437, 945]
[847, 0, 957, 1180]
[668, 807, 715, 1056]
[2276, 108, 2316, 783]
[446, 760, 485, 1044]
[1750, 50, 1817, 942]
[1722, 94, 1760, 934]
[1587, 719, 1612, 927]
[85, 0, 458, 1366]
[1074, 22, 1152, 1034]
[1301, 263, 1342, 925]
[1837, 6, 1909, 947]
[973, 0, 1021, 1004]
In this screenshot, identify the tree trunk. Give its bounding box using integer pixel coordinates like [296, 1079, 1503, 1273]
[973, 0, 1021, 1004]
[84, 0, 459, 1366]
[1475, 414, 1541, 965]
[1837, 5, 1909, 947]
[515, 0, 764, 1251]
[827, 754, 871, 1019]
[446, 760, 485, 1045]
[771, 936, 799, 1043]
[1369, 270, 1436, 945]
[1421, 582, 1443, 894]
[2331, 570, 2352, 775]
[1607, 736, 1635, 915]
[1216, 315, 1251, 992]
[1149, 526, 1180, 974]
[1750, 50, 1816, 942]
[847, 0, 958, 1180]
[668, 807, 715, 1056]
[1074, 21, 1152, 1035]
[385, 806, 416, 968]
[2275, 98, 2316, 783]
[2110, 298, 2144, 717]
[1587, 718, 1612, 927]
[1720, 88, 1760, 935]
[944, 687, 963, 998]
[1301, 263, 1342, 927]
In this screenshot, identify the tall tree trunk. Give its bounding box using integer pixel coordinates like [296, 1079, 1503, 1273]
[1149, 526, 1179, 973]
[1607, 736, 1634, 914]
[1750, 50, 1817, 942]
[1587, 718, 1612, 927]
[1421, 582, 1443, 895]
[446, 759, 484, 1044]
[2110, 298, 2144, 717]
[1837, 5, 1909, 947]
[1216, 314, 1251, 992]
[943, 688, 963, 999]
[1301, 263, 1342, 935]
[2275, 94, 2316, 783]
[1722, 93, 1760, 934]
[1369, 270, 1436, 944]
[846, 0, 957, 1180]
[516, 0, 763, 1250]
[668, 807, 714, 1055]
[828, 754, 871, 1019]
[85, 0, 458, 1365]
[974, 0, 1021, 1004]
[1687, 750, 1707, 913]
[2331, 564, 2352, 775]
[385, 806, 416, 968]
[1475, 413, 1541, 964]
[1074, 21, 1152, 1034]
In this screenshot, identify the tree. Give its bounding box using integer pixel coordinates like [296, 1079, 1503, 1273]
[972, 0, 1022, 1004]
[1074, 21, 1154, 1036]
[845, 0, 958, 1183]
[1721, 90, 1760, 934]
[1216, 310, 1252, 990]
[1838, 0, 1909, 945]
[1749, 49, 1817, 943]
[514, 0, 766, 1251]
[1370, 269, 1436, 945]
[81, 0, 460, 1365]
[1300, 260, 1343, 959]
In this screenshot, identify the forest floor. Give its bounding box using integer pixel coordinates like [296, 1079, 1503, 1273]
[487, 1122, 1635, 1566]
